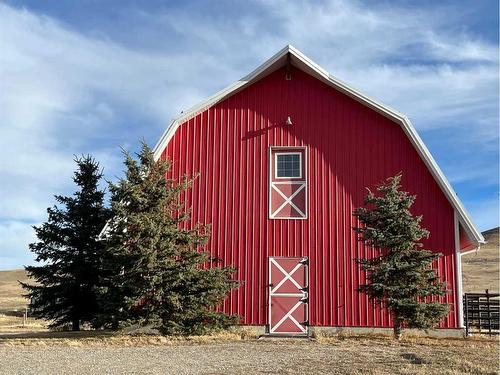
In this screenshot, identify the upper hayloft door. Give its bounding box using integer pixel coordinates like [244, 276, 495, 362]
[269, 147, 307, 219]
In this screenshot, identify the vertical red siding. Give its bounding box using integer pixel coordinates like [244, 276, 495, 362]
[459, 225, 477, 252]
[161, 66, 459, 328]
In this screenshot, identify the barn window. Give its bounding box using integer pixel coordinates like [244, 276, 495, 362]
[269, 147, 307, 219]
[275, 153, 302, 178]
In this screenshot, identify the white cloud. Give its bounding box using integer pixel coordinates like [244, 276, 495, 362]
[243, 1, 499, 132]
[337, 64, 498, 132]
[0, 4, 222, 223]
[136, 0, 499, 133]
[0, 221, 37, 269]
[0, 1, 497, 269]
[447, 165, 499, 188]
[466, 196, 500, 232]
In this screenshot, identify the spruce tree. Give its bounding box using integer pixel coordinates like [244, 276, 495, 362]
[21, 156, 111, 330]
[353, 173, 449, 339]
[99, 142, 238, 335]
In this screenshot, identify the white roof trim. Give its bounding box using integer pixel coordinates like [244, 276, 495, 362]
[460, 246, 481, 256]
[152, 44, 485, 245]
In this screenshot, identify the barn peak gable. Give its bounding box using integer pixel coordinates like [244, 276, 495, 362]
[152, 44, 484, 246]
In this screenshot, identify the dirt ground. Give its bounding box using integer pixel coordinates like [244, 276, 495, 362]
[0, 334, 498, 375]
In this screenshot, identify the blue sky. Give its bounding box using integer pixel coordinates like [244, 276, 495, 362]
[0, 1, 498, 270]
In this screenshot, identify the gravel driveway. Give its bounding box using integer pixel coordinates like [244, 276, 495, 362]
[0, 338, 497, 374]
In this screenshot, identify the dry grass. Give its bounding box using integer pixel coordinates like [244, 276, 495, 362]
[0, 269, 31, 313]
[0, 328, 261, 347]
[0, 333, 498, 374]
[462, 228, 499, 293]
[0, 314, 46, 333]
[311, 335, 499, 374]
[0, 270, 47, 333]
[0, 269, 48, 333]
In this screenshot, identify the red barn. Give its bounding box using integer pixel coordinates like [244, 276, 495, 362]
[152, 45, 484, 336]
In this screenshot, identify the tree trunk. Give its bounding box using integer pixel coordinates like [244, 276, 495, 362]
[393, 315, 401, 340]
[72, 318, 80, 331]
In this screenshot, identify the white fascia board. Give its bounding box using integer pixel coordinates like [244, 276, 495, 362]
[151, 44, 485, 245]
[153, 118, 178, 160]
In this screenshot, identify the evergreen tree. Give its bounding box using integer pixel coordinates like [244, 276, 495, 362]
[22, 156, 111, 330]
[99, 142, 239, 335]
[353, 173, 449, 339]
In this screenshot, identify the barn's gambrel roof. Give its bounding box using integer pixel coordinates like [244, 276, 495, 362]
[153, 45, 485, 246]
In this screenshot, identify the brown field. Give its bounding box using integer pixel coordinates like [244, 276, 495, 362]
[0, 268, 30, 313]
[462, 228, 499, 293]
[0, 228, 498, 374]
[0, 268, 45, 332]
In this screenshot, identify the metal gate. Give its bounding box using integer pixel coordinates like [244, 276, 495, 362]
[268, 257, 309, 335]
[463, 290, 499, 336]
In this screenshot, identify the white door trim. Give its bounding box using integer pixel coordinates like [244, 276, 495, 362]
[268, 257, 309, 335]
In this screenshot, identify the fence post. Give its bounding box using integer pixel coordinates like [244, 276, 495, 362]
[464, 293, 469, 337]
[486, 289, 491, 336]
[23, 306, 27, 327]
[478, 294, 482, 333]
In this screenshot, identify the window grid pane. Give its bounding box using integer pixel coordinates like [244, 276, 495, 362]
[276, 154, 301, 178]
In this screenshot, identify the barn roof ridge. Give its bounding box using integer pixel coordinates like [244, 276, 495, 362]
[152, 44, 485, 245]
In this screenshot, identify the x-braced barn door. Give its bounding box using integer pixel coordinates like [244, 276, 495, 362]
[268, 257, 309, 335]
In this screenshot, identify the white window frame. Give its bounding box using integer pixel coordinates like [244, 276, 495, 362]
[274, 152, 302, 179]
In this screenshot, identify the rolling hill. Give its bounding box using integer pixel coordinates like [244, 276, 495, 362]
[461, 227, 499, 293]
[0, 268, 31, 314]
